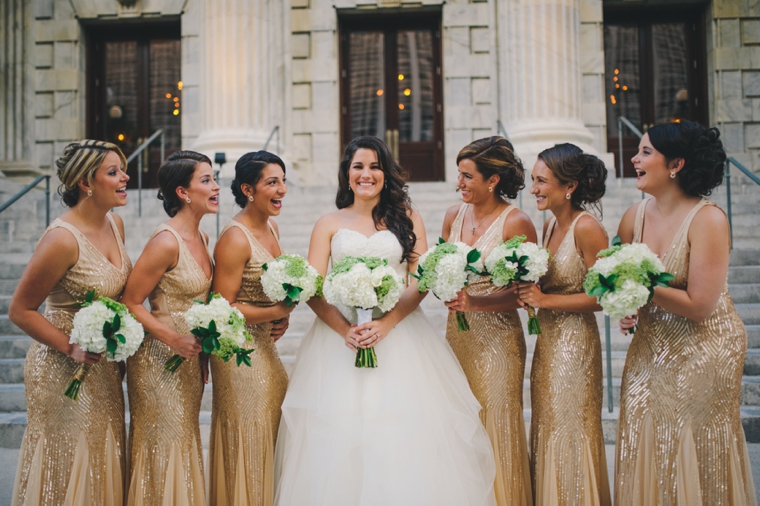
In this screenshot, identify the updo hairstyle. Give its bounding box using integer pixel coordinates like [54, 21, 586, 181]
[230, 151, 286, 208]
[647, 120, 726, 197]
[156, 150, 212, 217]
[55, 140, 127, 207]
[537, 143, 607, 215]
[456, 136, 525, 200]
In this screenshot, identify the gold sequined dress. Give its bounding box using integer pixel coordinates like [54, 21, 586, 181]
[446, 203, 532, 506]
[126, 224, 210, 506]
[208, 220, 289, 505]
[12, 214, 131, 505]
[615, 198, 756, 505]
[530, 212, 610, 506]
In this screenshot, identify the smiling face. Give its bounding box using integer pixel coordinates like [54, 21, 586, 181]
[457, 158, 498, 205]
[348, 148, 384, 201]
[530, 159, 572, 212]
[243, 163, 287, 217]
[631, 133, 672, 194]
[86, 150, 130, 208]
[181, 162, 220, 214]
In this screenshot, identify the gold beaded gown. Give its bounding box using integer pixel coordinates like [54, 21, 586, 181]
[126, 224, 210, 506]
[530, 212, 610, 506]
[615, 198, 756, 506]
[446, 203, 533, 506]
[208, 221, 289, 505]
[12, 214, 131, 505]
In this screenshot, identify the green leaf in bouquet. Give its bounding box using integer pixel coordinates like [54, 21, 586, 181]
[438, 237, 445, 245]
[190, 327, 207, 339]
[208, 320, 217, 333]
[652, 272, 675, 287]
[284, 283, 303, 306]
[103, 320, 113, 338]
[116, 333, 126, 344]
[206, 292, 216, 304]
[78, 290, 97, 307]
[466, 248, 481, 264]
[112, 313, 121, 333]
[465, 264, 482, 275]
[611, 235, 622, 246]
[236, 348, 254, 367]
[503, 235, 526, 250]
[193, 299, 205, 304]
[106, 338, 118, 355]
[262, 262, 268, 271]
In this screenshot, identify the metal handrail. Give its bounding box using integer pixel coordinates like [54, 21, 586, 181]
[127, 130, 165, 217]
[617, 116, 643, 181]
[263, 126, 280, 152]
[725, 157, 760, 248]
[0, 174, 52, 227]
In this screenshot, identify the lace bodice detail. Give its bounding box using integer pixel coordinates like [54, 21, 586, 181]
[330, 229, 407, 278]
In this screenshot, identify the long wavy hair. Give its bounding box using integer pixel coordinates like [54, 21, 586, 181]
[336, 136, 416, 262]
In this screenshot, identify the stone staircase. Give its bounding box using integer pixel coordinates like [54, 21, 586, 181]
[1, 175, 759, 446]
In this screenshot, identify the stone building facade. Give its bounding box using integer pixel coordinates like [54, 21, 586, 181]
[0, 0, 757, 185]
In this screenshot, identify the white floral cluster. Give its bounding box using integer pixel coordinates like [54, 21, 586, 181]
[416, 242, 479, 302]
[185, 295, 249, 347]
[323, 259, 404, 313]
[485, 240, 551, 286]
[70, 300, 144, 362]
[598, 279, 651, 319]
[260, 254, 320, 305]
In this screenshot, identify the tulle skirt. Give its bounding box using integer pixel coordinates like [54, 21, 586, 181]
[274, 307, 497, 506]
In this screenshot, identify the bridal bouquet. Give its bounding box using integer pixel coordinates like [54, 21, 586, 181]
[165, 293, 253, 372]
[323, 256, 405, 368]
[412, 238, 482, 331]
[261, 254, 321, 307]
[484, 235, 551, 335]
[583, 237, 674, 333]
[65, 290, 144, 400]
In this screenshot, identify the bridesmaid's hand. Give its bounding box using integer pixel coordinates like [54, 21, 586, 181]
[270, 316, 290, 341]
[273, 301, 297, 320]
[355, 317, 394, 349]
[344, 325, 361, 352]
[67, 343, 102, 364]
[170, 333, 202, 359]
[516, 282, 545, 309]
[444, 290, 472, 313]
[199, 353, 209, 384]
[619, 315, 638, 335]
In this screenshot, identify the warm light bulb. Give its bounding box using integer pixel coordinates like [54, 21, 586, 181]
[622, 85, 628, 91]
[173, 109, 179, 116]
[399, 104, 405, 110]
[613, 76, 618, 82]
[117, 134, 125, 141]
[398, 74, 404, 81]
[404, 88, 411, 96]
[610, 95, 617, 104]
[177, 81, 183, 90]
[165, 93, 172, 99]
[175, 102, 180, 108]
[376, 89, 384, 96]
[614, 69, 620, 75]
[615, 84, 620, 89]
[173, 97, 179, 102]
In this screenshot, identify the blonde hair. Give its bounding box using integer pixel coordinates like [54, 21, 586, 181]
[55, 140, 127, 207]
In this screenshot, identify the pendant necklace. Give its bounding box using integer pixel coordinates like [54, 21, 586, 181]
[470, 204, 499, 235]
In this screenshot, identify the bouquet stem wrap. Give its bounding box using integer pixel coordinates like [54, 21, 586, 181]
[525, 305, 541, 335]
[355, 308, 378, 368]
[164, 354, 186, 372]
[64, 363, 91, 401]
[455, 311, 470, 331]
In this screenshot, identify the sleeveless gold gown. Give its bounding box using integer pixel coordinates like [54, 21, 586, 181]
[12, 214, 131, 505]
[208, 221, 289, 505]
[530, 212, 610, 506]
[446, 203, 533, 506]
[126, 224, 210, 506]
[615, 198, 756, 505]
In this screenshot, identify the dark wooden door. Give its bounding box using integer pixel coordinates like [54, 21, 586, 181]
[86, 22, 181, 188]
[339, 10, 444, 181]
[604, 7, 707, 177]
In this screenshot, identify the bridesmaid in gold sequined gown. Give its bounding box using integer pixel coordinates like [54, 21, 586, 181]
[515, 144, 610, 506]
[121, 151, 220, 506]
[615, 122, 755, 505]
[442, 137, 536, 506]
[210, 151, 293, 505]
[9, 140, 131, 505]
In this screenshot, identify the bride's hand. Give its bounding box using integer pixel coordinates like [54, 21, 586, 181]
[344, 325, 361, 352]
[355, 317, 395, 349]
[444, 290, 471, 312]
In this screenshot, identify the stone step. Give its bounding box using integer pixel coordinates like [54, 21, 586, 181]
[737, 304, 760, 325]
[749, 325, 760, 348]
[0, 316, 22, 335]
[730, 284, 760, 304]
[0, 359, 24, 384]
[730, 267, 760, 284]
[0, 336, 32, 359]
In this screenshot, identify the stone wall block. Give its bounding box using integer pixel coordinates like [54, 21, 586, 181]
[716, 99, 753, 122]
[293, 83, 312, 109]
[579, 0, 602, 23]
[183, 36, 200, 65]
[444, 27, 470, 57]
[470, 27, 489, 54]
[714, 47, 754, 69]
[35, 142, 53, 168]
[35, 43, 53, 68]
[581, 102, 606, 125]
[753, 99, 760, 120]
[292, 0, 310, 8]
[34, 0, 54, 19]
[580, 23, 602, 52]
[443, 4, 488, 27]
[35, 93, 54, 118]
[291, 133, 312, 161]
[471, 77, 490, 104]
[292, 33, 311, 59]
[54, 41, 76, 69]
[183, 86, 199, 116]
[719, 19, 741, 48]
[35, 20, 78, 42]
[309, 6, 337, 31]
[312, 31, 335, 60]
[443, 54, 490, 78]
[141, 0, 185, 16]
[292, 110, 314, 133]
[582, 74, 602, 102]
[312, 132, 338, 164]
[713, 0, 744, 18]
[581, 50, 604, 74]
[53, 0, 75, 19]
[745, 71, 760, 97]
[722, 70, 743, 98]
[181, 0, 201, 36]
[53, 91, 77, 120]
[743, 20, 760, 45]
[291, 9, 312, 32]
[447, 77, 471, 106]
[721, 122, 744, 153]
[446, 104, 492, 129]
[745, 123, 760, 148]
[311, 82, 336, 111]
[35, 69, 78, 92]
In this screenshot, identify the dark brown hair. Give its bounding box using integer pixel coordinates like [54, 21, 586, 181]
[456, 136, 525, 200]
[157, 150, 212, 217]
[231, 151, 286, 208]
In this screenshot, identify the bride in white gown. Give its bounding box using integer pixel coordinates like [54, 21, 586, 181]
[274, 137, 496, 505]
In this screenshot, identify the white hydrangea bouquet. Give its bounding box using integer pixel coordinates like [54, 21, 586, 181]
[583, 236, 675, 333]
[411, 238, 482, 331]
[165, 293, 253, 372]
[484, 235, 551, 335]
[261, 253, 321, 307]
[65, 290, 144, 400]
[323, 256, 405, 368]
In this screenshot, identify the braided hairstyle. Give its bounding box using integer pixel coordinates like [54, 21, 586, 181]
[335, 136, 416, 262]
[55, 140, 127, 207]
[537, 143, 607, 216]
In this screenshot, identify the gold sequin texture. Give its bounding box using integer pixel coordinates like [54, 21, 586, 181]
[207, 221, 288, 505]
[13, 216, 132, 505]
[446, 204, 533, 506]
[615, 198, 756, 505]
[531, 212, 611, 505]
[126, 224, 209, 506]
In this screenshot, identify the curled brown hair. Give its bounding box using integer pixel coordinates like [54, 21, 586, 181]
[456, 136, 525, 200]
[156, 150, 212, 217]
[55, 140, 127, 207]
[537, 143, 607, 216]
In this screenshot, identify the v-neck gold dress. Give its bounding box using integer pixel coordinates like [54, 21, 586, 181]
[615, 198, 756, 505]
[208, 220, 289, 505]
[12, 214, 132, 506]
[446, 203, 533, 506]
[530, 212, 611, 506]
[126, 224, 211, 506]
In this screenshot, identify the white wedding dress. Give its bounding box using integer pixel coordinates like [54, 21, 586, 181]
[274, 229, 496, 506]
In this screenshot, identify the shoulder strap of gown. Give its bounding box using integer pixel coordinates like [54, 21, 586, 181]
[449, 204, 468, 243]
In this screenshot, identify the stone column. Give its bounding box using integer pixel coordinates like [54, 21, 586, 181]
[193, 0, 287, 176]
[496, 0, 605, 170]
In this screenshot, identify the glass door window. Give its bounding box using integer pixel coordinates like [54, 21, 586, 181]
[87, 23, 181, 188]
[604, 8, 706, 177]
[340, 11, 443, 181]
